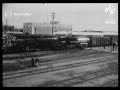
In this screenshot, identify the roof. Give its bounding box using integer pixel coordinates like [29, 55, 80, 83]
[72, 31, 118, 36]
[72, 31, 104, 36]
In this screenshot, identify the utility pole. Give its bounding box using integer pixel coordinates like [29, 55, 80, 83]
[71, 25, 72, 36]
[6, 19, 8, 27]
[51, 12, 55, 35]
[6, 19, 8, 26]
[5, 19, 8, 32]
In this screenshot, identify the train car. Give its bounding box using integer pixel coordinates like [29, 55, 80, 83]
[104, 35, 118, 46]
[87, 36, 111, 47]
[93, 36, 110, 47]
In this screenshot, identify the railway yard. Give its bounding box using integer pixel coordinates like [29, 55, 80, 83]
[3, 47, 118, 87]
[2, 3, 118, 87]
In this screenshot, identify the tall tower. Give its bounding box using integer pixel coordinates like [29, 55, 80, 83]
[51, 12, 55, 35]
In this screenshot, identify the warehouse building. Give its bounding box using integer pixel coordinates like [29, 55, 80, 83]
[23, 22, 72, 35]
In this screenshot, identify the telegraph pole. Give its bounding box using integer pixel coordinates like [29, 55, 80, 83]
[6, 19, 8, 26]
[51, 12, 55, 35]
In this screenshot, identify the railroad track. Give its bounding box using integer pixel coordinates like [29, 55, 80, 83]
[3, 49, 84, 60]
[3, 49, 111, 61]
[40, 69, 113, 87]
[3, 56, 116, 80]
[100, 79, 118, 87]
[3, 53, 114, 75]
[3, 49, 96, 64]
[3, 49, 113, 66]
[3, 52, 116, 76]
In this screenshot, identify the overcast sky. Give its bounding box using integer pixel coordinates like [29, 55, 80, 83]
[2, 3, 118, 32]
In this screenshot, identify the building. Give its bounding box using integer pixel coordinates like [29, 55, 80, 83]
[23, 22, 72, 35]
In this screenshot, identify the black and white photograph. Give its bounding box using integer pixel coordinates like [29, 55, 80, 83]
[2, 3, 118, 87]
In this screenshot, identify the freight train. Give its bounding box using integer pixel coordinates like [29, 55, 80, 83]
[2, 33, 118, 54]
[3, 34, 90, 53]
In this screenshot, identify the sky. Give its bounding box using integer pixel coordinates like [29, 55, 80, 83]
[2, 3, 118, 32]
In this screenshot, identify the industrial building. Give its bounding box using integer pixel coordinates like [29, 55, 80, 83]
[23, 22, 72, 35]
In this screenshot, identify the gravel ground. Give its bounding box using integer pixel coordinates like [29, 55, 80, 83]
[3, 49, 118, 87]
[70, 61, 118, 87]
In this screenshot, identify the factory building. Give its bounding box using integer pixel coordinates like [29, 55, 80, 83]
[23, 22, 72, 35]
